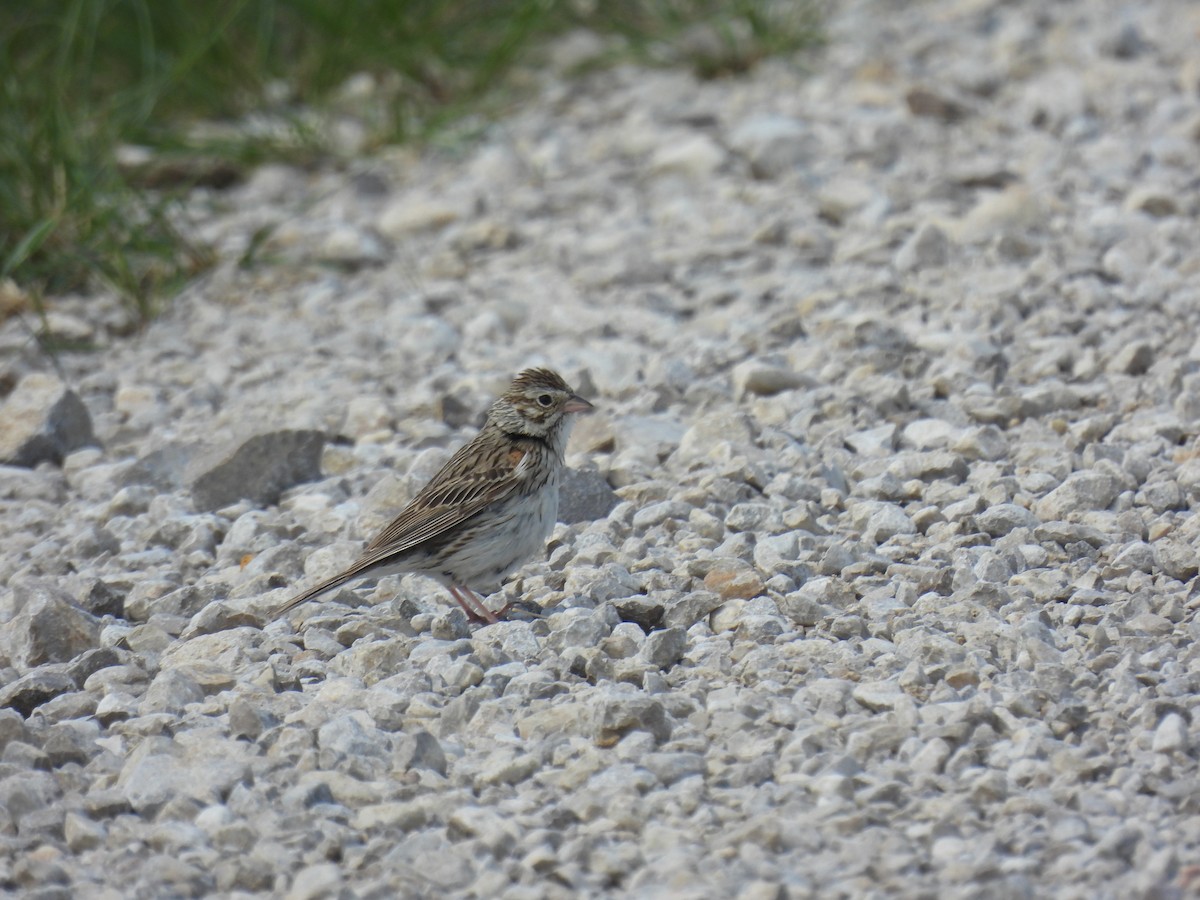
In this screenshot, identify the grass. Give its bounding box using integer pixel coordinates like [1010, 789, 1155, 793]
[0, 0, 823, 327]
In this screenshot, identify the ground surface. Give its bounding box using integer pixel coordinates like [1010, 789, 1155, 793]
[2, 0, 1200, 897]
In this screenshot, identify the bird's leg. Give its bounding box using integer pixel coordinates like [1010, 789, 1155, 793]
[446, 585, 491, 625]
[454, 585, 500, 624]
[446, 585, 496, 628]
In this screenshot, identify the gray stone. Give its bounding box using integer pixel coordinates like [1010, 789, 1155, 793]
[558, 467, 619, 524]
[845, 424, 898, 457]
[894, 223, 950, 271]
[642, 751, 705, 786]
[1151, 713, 1189, 753]
[1154, 539, 1199, 581]
[286, 863, 343, 900]
[676, 412, 753, 463]
[632, 500, 692, 531]
[728, 115, 813, 178]
[1036, 472, 1119, 520]
[0, 373, 96, 467]
[0, 770, 60, 829]
[975, 503, 1040, 536]
[589, 689, 670, 746]
[4, 581, 100, 672]
[228, 697, 274, 740]
[0, 671, 76, 717]
[123, 443, 197, 491]
[653, 590, 714, 638]
[637, 627, 687, 669]
[188, 430, 326, 511]
[732, 360, 809, 396]
[142, 669, 205, 714]
[394, 730, 447, 775]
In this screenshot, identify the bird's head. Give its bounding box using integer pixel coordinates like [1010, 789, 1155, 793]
[488, 367, 593, 439]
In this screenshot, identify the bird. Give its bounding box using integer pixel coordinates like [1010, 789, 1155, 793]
[276, 367, 593, 624]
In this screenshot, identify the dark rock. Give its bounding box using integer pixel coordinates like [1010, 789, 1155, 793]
[589, 691, 671, 747]
[188, 430, 326, 511]
[0, 708, 32, 750]
[0, 374, 96, 467]
[78, 580, 124, 618]
[42, 723, 100, 767]
[613, 595, 665, 632]
[394, 730, 447, 775]
[5, 582, 100, 672]
[558, 467, 619, 525]
[906, 87, 971, 122]
[228, 697, 277, 740]
[0, 671, 77, 717]
[637, 627, 687, 669]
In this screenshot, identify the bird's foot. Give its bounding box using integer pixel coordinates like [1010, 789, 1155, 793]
[449, 585, 500, 625]
[494, 598, 546, 621]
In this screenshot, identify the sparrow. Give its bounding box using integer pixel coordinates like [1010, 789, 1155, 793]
[277, 367, 593, 623]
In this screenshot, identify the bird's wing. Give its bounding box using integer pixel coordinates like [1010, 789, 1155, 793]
[275, 432, 535, 618]
[358, 434, 532, 564]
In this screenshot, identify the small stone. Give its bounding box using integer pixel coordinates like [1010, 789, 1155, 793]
[1151, 713, 1189, 753]
[123, 443, 196, 491]
[590, 690, 670, 746]
[0, 373, 96, 467]
[856, 502, 916, 544]
[1154, 539, 1199, 581]
[845, 424, 897, 457]
[1109, 341, 1156, 379]
[377, 197, 462, 237]
[728, 114, 813, 179]
[64, 811, 106, 852]
[341, 396, 391, 439]
[894, 223, 950, 271]
[0, 671, 77, 717]
[5, 581, 100, 672]
[816, 176, 877, 225]
[637, 627, 687, 669]
[638, 751, 703, 789]
[286, 863, 343, 900]
[228, 697, 273, 740]
[648, 134, 726, 179]
[188, 430, 326, 511]
[141, 669, 205, 714]
[1124, 187, 1178, 218]
[1035, 472, 1118, 520]
[732, 360, 809, 397]
[905, 87, 970, 121]
[949, 184, 1040, 244]
[703, 561, 765, 601]
[558, 467, 619, 525]
[394, 730, 447, 775]
[182, 602, 263, 639]
[975, 503, 1039, 536]
[662, 591, 723, 629]
[901, 418, 963, 450]
[676, 412, 753, 463]
[318, 225, 387, 267]
[353, 799, 428, 832]
[852, 680, 905, 712]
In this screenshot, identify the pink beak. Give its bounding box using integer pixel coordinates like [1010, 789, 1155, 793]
[564, 394, 594, 414]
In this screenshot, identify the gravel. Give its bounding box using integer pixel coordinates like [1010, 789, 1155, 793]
[2, 0, 1200, 896]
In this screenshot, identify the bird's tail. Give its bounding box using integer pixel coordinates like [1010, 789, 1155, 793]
[274, 570, 357, 618]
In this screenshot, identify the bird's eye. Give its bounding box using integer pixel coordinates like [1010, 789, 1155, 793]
[537, 394, 553, 407]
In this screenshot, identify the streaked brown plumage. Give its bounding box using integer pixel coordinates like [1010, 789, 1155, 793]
[277, 368, 592, 623]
